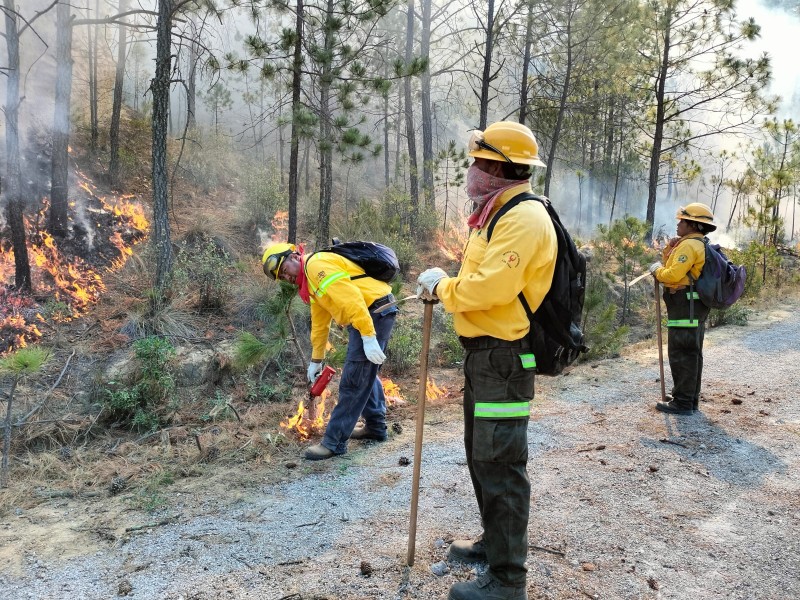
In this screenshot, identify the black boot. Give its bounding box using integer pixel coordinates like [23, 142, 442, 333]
[656, 399, 694, 416]
[448, 536, 487, 563]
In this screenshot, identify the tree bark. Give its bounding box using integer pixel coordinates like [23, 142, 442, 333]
[478, 0, 496, 130]
[315, 0, 336, 248]
[3, 0, 31, 291]
[49, 0, 74, 238]
[404, 0, 419, 228]
[151, 0, 174, 294]
[90, 0, 100, 152]
[646, 13, 671, 237]
[287, 0, 303, 244]
[518, 0, 535, 124]
[109, 0, 129, 187]
[420, 0, 434, 209]
[544, 1, 572, 198]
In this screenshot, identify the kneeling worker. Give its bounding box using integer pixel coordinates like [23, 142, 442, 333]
[261, 242, 398, 459]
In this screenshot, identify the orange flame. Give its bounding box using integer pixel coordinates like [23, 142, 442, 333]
[280, 388, 331, 440]
[270, 211, 289, 242]
[426, 377, 446, 400]
[381, 377, 405, 406]
[436, 225, 470, 263]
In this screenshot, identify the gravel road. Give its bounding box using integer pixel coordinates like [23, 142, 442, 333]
[2, 301, 798, 600]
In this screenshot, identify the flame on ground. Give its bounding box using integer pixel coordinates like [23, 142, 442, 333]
[382, 377, 405, 406]
[0, 170, 150, 354]
[426, 378, 446, 400]
[280, 388, 331, 441]
[436, 225, 470, 263]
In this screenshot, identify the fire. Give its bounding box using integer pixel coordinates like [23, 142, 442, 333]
[280, 388, 331, 441]
[436, 224, 469, 263]
[381, 377, 405, 406]
[0, 169, 150, 354]
[426, 377, 446, 400]
[270, 211, 288, 242]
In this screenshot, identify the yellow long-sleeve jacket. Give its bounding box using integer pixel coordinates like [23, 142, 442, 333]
[304, 252, 392, 361]
[436, 183, 558, 340]
[654, 233, 705, 289]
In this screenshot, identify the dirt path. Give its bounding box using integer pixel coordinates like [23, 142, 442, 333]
[2, 301, 799, 600]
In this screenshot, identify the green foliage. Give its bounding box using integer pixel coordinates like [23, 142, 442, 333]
[0, 347, 49, 375]
[173, 232, 232, 313]
[730, 241, 781, 295]
[130, 470, 175, 513]
[436, 312, 463, 366]
[385, 315, 422, 375]
[238, 161, 286, 231]
[584, 304, 629, 360]
[102, 337, 176, 432]
[244, 378, 294, 403]
[708, 304, 750, 327]
[39, 300, 72, 321]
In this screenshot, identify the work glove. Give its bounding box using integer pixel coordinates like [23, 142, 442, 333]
[307, 361, 323, 383]
[416, 267, 447, 297]
[361, 335, 386, 365]
[649, 261, 663, 274]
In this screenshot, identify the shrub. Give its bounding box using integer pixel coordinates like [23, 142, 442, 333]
[173, 231, 233, 313]
[708, 304, 749, 327]
[385, 315, 422, 375]
[239, 161, 285, 231]
[102, 336, 176, 431]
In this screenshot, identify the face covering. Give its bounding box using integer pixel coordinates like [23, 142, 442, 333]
[465, 164, 524, 229]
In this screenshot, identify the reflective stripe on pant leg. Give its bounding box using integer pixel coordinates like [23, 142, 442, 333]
[466, 347, 534, 586]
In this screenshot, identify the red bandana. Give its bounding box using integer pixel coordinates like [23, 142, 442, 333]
[465, 164, 523, 229]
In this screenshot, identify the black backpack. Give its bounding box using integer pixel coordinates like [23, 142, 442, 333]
[486, 192, 588, 376]
[691, 237, 746, 309]
[316, 240, 400, 283]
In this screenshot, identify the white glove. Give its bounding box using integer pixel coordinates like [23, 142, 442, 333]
[649, 262, 662, 274]
[361, 335, 386, 365]
[307, 361, 323, 383]
[416, 267, 447, 295]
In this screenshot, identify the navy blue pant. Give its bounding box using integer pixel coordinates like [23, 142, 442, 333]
[321, 306, 397, 454]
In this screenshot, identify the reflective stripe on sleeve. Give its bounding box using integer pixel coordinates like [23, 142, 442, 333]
[667, 319, 698, 328]
[686, 291, 699, 299]
[474, 401, 530, 418]
[314, 271, 349, 297]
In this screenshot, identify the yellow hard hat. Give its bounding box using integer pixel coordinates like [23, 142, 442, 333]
[676, 203, 717, 232]
[468, 121, 546, 167]
[261, 242, 296, 279]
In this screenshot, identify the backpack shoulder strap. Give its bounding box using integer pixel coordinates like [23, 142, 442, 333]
[486, 192, 548, 242]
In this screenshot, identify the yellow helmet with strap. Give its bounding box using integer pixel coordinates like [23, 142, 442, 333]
[261, 242, 296, 279]
[676, 203, 717, 232]
[468, 121, 546, 167]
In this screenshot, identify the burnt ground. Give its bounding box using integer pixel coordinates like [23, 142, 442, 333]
[1, 298, 798, 600]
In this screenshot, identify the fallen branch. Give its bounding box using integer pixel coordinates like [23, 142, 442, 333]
[529, 544, 566, 557]
[124, 514, 182, 533]
[14, 350, 76, 427]
[659, 438, 688, 448]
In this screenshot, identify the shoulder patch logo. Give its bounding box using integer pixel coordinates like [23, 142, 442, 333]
[677, 255, 688, 263]
[317, 270, 326, 280]
[502, 251, 520, 268]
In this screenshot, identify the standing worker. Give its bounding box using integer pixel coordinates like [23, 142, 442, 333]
[649, 203, 716, 415]
[261, 242, 398, 459]
[416, 122, 557, 600]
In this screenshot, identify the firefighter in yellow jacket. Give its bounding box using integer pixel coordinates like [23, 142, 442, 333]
[416, 122, 557, 600]
[261, 243, 398, 459]
[649, 203, 716, 415]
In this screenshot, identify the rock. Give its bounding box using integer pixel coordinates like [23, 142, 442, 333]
[582, 562, 597, 571]
[398, 456, 410, 466]
[360, 560, 372, 577]
[118, 579, 133, 596]
[430, 561, 450, 576]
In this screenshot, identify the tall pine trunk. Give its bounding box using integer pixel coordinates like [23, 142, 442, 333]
[420, 0, 434, 209]
[287, 0, 303, 243]
[404, 0, 419, 228]
[151, 0, 174, 294]
[2, 0, 30, 290]
[49, 0, 73, 238]
[109, 0, 128, 187]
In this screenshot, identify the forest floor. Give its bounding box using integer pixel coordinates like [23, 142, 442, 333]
[1, 294, 799, 600]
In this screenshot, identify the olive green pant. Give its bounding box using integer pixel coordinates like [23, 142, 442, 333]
[463, 346, 535, 587]
[663, 289, 709, 408]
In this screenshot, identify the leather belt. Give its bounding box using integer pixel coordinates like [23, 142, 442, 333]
[459, 335, 527, 350]
[369, 294, 395, 311]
